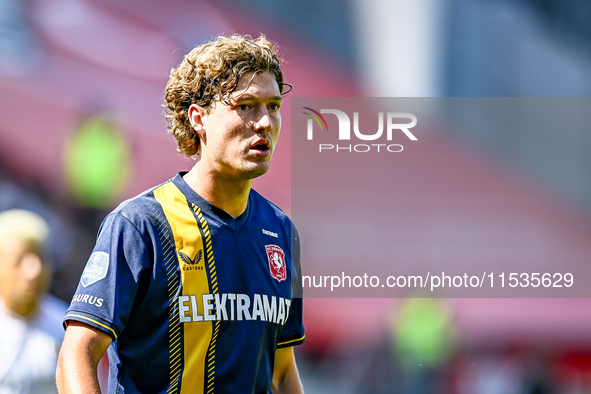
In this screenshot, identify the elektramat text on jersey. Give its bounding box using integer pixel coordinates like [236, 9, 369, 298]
[178, 293, 291, 324]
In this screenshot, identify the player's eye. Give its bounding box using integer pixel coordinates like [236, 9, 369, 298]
[237, 104, 250, 111]
[269, 103, 281, 111]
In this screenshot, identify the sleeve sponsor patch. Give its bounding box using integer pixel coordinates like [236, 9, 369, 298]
[81, 252, 109, 287]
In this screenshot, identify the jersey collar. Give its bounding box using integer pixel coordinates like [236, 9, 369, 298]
[172, 172, 251, 231]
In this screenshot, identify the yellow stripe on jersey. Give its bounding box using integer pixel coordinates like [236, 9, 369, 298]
[192, 204, 219, 394]
[64, 313, 118, 339]
[277, 335, 306, 347]
[154, 182, 211, 394]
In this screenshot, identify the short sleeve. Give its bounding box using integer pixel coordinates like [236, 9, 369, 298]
[277, 223, 305, 348]
[64, 212, 150, 341]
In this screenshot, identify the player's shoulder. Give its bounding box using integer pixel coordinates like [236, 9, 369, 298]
[114, 178, 174, 217]
[250, 189, 291, 223]
[249, 190, 299, 241]
[101, 177, 175, 232]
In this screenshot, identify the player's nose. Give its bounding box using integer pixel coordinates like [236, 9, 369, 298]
[253, 108, 272, 134]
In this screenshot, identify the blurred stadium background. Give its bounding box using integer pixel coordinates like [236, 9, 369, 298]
[1, 0, 591, 392]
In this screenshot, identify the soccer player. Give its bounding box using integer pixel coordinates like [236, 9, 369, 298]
[56, 34, 305, 394]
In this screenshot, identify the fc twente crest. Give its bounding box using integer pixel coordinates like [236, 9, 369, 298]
[265, 245, 286, 282]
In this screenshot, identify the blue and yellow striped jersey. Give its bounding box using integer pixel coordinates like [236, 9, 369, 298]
[64, 173, 305, 393]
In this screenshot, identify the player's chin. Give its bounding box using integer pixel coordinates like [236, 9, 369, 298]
[243, 162, 270, 179]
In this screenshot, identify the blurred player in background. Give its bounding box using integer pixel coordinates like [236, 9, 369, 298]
[56, 34, 305, 393]
[0, 209, 67, 394]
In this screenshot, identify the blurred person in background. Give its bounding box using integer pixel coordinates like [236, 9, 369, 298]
[393, 297, 455, 394]
[0, 0, 40, 76]
[0, 209, 67, 394]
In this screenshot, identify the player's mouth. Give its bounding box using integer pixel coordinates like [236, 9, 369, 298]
[249, 139, 271, 157]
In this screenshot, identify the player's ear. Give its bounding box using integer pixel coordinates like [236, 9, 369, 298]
[188, 104, 207, 141]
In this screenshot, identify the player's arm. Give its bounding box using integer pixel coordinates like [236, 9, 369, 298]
[56, 320, 113, 394]
[271, 346, 304, 394]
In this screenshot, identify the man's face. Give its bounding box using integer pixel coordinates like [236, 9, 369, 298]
[197, 72, 282, 180]
[0, 237, 49, 317]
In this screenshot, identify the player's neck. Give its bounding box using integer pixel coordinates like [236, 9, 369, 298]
[184, 163, 252, 219]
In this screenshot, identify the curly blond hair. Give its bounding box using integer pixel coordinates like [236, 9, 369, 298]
[164, 34, 287, 158]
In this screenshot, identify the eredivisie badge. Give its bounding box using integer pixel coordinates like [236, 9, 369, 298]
[81, 251, 109, 287]
[265, 245, 286, 282]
